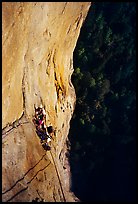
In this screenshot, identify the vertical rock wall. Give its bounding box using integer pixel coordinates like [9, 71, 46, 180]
[2, 2, 91, 202]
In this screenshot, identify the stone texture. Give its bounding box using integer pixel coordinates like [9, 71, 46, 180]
[2, 119, 71, 202]
[2, 2, 91, 202]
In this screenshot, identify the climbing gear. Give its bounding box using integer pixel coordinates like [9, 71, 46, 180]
[47, 126, 54, 134]
[33, 105, 53, 151]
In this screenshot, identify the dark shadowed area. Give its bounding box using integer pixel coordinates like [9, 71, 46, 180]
[69, 2, 136, 202]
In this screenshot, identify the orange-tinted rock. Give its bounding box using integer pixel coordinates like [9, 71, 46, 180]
[2, 2, 91, 202]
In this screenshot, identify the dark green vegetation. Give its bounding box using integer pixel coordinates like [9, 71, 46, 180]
[69, 2, 136, 202]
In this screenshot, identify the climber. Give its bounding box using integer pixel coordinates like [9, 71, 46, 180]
[47, 126, 54, 139]
[47, 126, 54, 134]
[34, 118, 44, 131]
[37, 123, 51, 143]
[40, 131, 51, 150]
[33, 105, 52, 151]
[36, 128, 46, 141]
[34, 110, 45, 129]
[35, 105, 44, 119]
[42, 142, 51, 151]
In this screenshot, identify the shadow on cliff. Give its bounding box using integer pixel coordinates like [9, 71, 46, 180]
[68, 117, 136, 202]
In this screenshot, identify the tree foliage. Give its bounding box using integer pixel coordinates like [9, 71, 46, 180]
[69, 2, 136, 202]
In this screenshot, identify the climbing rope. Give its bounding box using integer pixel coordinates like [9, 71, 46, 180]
[50, 150, 66, 202]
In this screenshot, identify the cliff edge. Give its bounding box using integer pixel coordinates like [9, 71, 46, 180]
[2, 2, 91, 202]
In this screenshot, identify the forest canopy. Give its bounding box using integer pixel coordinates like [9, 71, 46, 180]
[69, 2, 136, 202]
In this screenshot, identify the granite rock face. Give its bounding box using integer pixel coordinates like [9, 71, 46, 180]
[2, 2, 91, 202]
